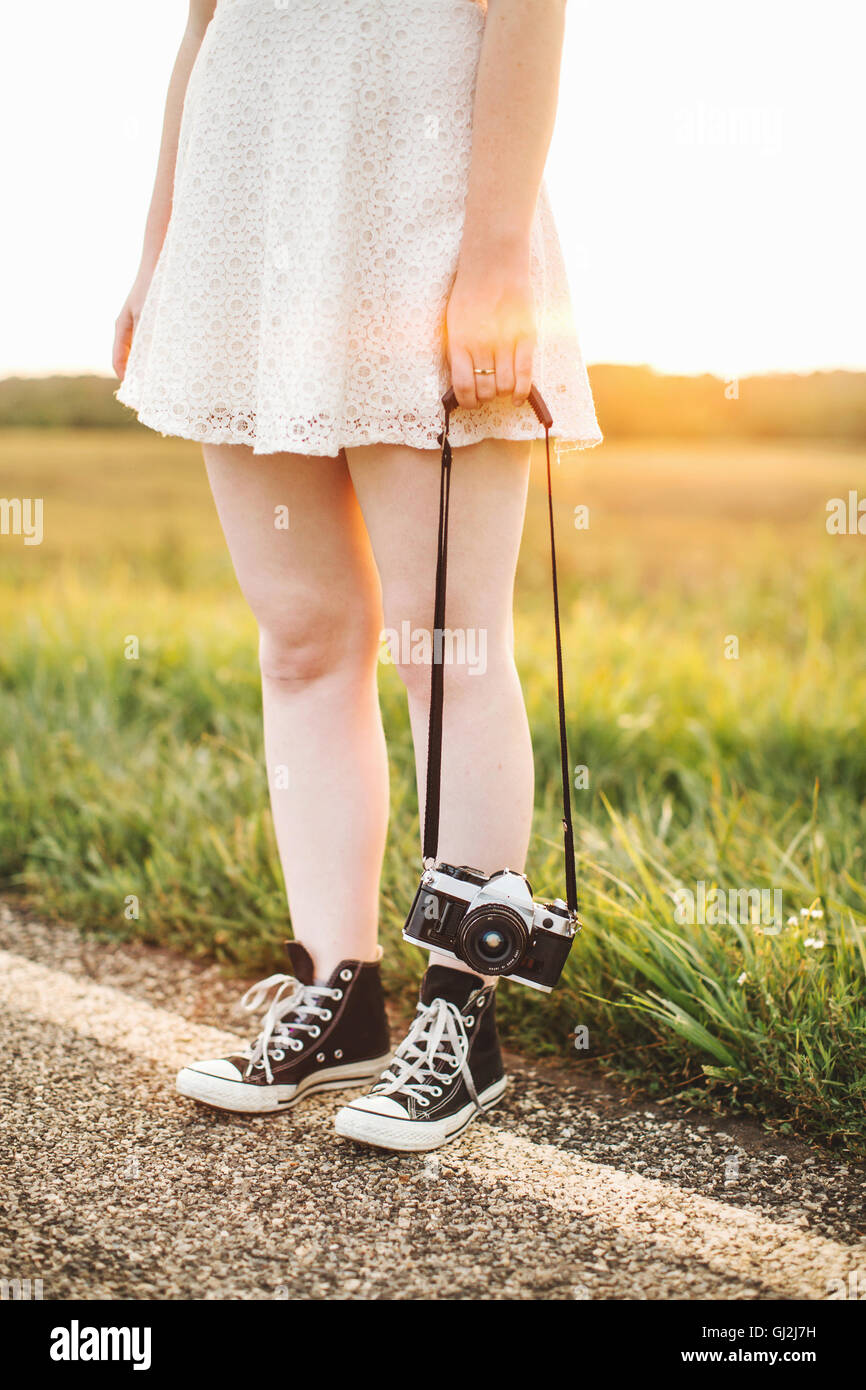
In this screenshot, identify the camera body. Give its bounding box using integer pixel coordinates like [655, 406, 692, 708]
[402, 862, 580, 993]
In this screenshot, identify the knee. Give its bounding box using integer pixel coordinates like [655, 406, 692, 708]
[259, 624, 337, 685]
[256, 593, 380, 686]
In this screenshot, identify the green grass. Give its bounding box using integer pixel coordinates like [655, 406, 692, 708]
[2, 428, 866, 1151]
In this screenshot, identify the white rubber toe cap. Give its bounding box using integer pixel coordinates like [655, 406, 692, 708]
[341, 1093, 410, 1119]
[179, 1057, 245, 1083]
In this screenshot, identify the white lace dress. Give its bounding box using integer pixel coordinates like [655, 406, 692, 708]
[118, 0, 601, 457]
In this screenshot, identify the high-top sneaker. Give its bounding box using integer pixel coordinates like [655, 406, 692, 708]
[176, 942, 392, 1114]
[334, 964, 507, 1151]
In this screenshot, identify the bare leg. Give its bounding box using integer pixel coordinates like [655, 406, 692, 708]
[202, 443, 389, 980]
[345, 436, 533, 976]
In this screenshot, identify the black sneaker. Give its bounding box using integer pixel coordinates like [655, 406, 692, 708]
[176, 942, 392, 1114]
[334, 964, 507, 1151]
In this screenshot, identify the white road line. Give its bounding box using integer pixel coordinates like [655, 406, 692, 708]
[455, 1129, 860, 1300]
[1, 946, 861, 1299]
[0, 947, 241, 1070]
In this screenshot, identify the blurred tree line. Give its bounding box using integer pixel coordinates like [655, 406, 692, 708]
[589, 366, 866, 440]
[0, 367, 864, 438]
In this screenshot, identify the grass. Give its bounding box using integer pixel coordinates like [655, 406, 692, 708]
[2, 428, 866, 1151]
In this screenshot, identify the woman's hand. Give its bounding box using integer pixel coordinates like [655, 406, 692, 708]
[112, 272, 152, 380]
[445, 245, 536, 410]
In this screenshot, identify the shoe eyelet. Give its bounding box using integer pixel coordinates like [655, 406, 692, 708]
[271, 1049, 285, 1061]
[309, 1026, 321, 1039]
[254, 1062, 264, 1070]
[334, 1049, 343, 1059]
[291, 1039, 304, 1052]
[316, 1053, 325, 1063]
[418, 1097, 429, 1107]
[443, 1075, 454, 1085]
[332, 990, 343, 1001]
[431, 1086, 442, 1097]
[465, 1015, 475, 1027]
[476, 995, 485, 1006]
[339, 969, 352, 982]
[320, 1010, 332, 1022]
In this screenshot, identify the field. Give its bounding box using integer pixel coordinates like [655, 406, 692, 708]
[2, 427, 865, 1150]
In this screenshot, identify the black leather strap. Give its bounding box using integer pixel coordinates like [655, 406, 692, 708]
[421, 400, 452, 870]
[422, 386, 578, 916]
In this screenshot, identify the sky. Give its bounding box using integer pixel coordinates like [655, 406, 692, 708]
[1, 0, 864, 379]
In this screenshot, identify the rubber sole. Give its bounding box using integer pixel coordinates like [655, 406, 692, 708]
[334, 1076, 508, 1152]
[176, 1051, 393, 1115]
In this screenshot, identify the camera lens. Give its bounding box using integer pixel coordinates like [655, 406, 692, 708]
[478, 928, 508, 962]
[457, 905, 528, 976]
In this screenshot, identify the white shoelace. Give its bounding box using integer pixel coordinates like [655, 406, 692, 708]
[239, 973, 343, 1083]
[372, 996, 481, 1111]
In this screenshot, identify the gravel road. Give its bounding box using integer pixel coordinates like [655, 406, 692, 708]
[1, 902, 863, 1301]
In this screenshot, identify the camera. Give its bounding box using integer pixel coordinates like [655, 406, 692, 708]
[402, 862, 580, 992]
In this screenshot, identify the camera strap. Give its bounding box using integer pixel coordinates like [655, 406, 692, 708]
[422, 386, 578, 917]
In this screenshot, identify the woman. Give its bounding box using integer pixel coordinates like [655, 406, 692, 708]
[114, 0, 600, 1152]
